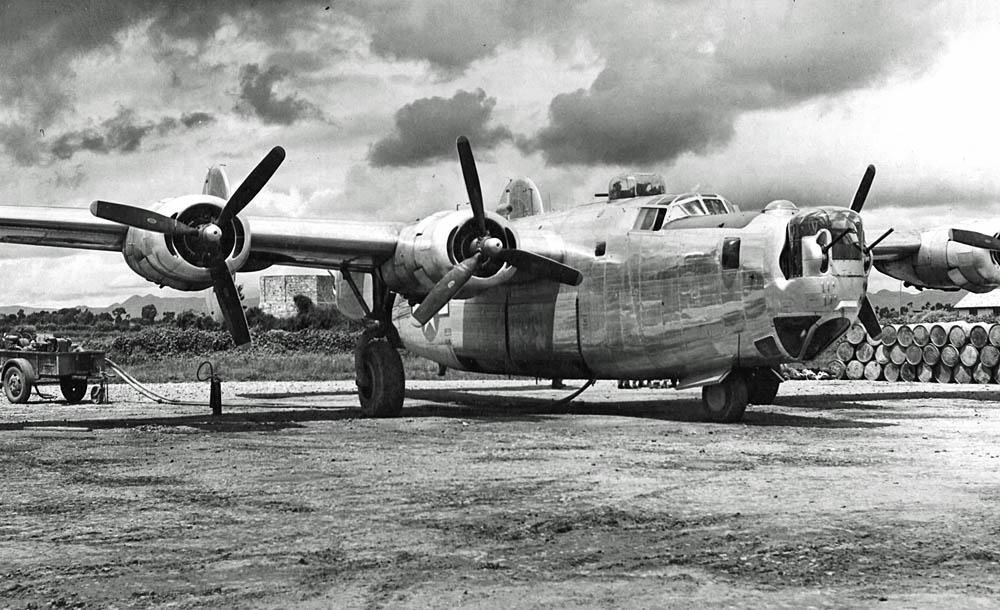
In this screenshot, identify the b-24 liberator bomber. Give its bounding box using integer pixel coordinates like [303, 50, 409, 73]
[2, 137, 1000, 422]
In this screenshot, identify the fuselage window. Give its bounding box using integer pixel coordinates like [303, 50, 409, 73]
[721, 237, 741, 269]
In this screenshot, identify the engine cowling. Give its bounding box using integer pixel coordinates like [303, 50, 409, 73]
[121, 194, 252, 291]
[875, 227, 1000, 293]
[380, 209, 518, 298]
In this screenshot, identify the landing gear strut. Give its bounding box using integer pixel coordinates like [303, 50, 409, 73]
[345, 268, 405, 418]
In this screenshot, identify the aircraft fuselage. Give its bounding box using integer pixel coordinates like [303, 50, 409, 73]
[397, 196, 867, 386]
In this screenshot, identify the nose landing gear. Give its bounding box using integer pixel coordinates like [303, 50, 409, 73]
[701, 367, 783, 423]
[701, 370, 749, 423]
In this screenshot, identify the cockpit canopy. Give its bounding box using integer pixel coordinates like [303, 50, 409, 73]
[608, 172, 666, 201]
[632, 193, 740, 231]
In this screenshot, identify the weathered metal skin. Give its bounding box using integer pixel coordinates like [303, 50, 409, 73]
[398, 196, 869, 385]
[874, 224, 1000, 293]
[121, 194, 251, 291]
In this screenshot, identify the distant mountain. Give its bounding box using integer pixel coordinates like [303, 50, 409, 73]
[868, 288, 966, 312]
[0, 292, 260, 319]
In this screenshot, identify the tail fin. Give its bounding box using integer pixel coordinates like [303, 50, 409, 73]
[203, 165, 231, 199]
[496, 177, 544, 219]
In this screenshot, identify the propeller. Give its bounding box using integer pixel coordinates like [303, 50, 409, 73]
[850, 164, 876, 213]
[843, 164, 883, 339]
[858, 293, 882, 340]
[90, 201, 199, 237]
[948, 228, 1000, 251]
[91, 146, 286, 346]
[411, 137, 583, 326]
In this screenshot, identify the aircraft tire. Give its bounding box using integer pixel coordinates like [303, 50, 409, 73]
[747, 369, 781, 405]
[701, 370, 748, 423]
[358, 340, 404, 418]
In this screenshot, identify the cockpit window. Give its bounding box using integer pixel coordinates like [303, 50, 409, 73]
[779, 208, 865, 279]
[682, 201, 704, 215]
[703, 198, 727, 214]
[633, 195, 739, 230]
[634, 207, 668, 231]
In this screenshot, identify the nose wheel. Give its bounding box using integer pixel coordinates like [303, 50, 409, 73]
[701, 370, 749, 423]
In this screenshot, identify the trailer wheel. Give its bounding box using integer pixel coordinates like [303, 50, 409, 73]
[60, 378, 88, 404]
[701, 370, 748, 423]
[357, 340, 404, 418]
[4, 360, 35, 404]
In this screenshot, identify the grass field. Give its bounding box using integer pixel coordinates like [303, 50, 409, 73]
[107, 350, 502, 384]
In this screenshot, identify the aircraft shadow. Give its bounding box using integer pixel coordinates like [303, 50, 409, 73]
[236, 384, 565, 400]
[1, 384, 914, 433]
[403, 388, 890, 429]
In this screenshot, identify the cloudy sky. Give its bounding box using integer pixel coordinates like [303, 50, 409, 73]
[1, 0, 999, 307]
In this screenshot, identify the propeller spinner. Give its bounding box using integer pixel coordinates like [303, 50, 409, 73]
[91, 146, 286, 346]
[410, 137, 583, 326]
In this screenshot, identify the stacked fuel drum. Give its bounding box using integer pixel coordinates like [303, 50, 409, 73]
[825, 322, 1000, 384]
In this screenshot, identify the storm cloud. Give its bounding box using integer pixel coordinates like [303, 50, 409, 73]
[237, 63, 323, 125]
[48, 109, 215, 162]
[369, 89, 513, 167]
[345, 0, 568, 73]
[0, 1, 324, 165]
[519, 1, 950, 166]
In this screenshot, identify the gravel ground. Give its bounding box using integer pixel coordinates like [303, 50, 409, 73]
[2, 378, 1000, 609]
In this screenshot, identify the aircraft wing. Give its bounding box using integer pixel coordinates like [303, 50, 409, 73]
[869, 229, 921, 261]
[0, 206, 404, 273]
[0, 205, 127, 251]
[244, 215, 404, 272]
[870, 223, 1000, 292]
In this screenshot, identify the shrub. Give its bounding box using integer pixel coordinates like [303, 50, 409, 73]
[108, 327, 358, 360]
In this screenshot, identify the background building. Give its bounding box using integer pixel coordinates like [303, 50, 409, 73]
[954, 290, 1000, 318]
[259, 275, 336, 317]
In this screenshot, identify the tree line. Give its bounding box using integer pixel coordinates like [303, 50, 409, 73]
[2, 294, 358, 334]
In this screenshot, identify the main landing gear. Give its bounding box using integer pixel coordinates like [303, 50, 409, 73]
[344, 268, 405, 418]
[701, 367, 782, 423]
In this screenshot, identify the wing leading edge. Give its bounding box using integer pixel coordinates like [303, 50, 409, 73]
[244, 216, 404, 273]
[0, 205, 127, 251]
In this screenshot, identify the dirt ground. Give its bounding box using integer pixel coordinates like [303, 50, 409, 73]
[2, 378, 1000, 609]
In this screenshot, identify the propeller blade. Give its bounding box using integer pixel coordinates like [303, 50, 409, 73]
[216, 146, 286, 228]
[495, 249, 584, 286]
[850, 164, 876, 213]
[858, 296, 882, 340]
[457, 136, 486, 236]
[90, 200, 199, 236]
[411, 254, 482, 326]
[949, 228, 1000, 251]
[210, 263, 251, 347]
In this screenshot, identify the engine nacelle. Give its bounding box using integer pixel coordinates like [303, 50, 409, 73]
[875, 227, 1000, 293]
[121, 194, 252, 291]
[381, 209, 517, 298]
